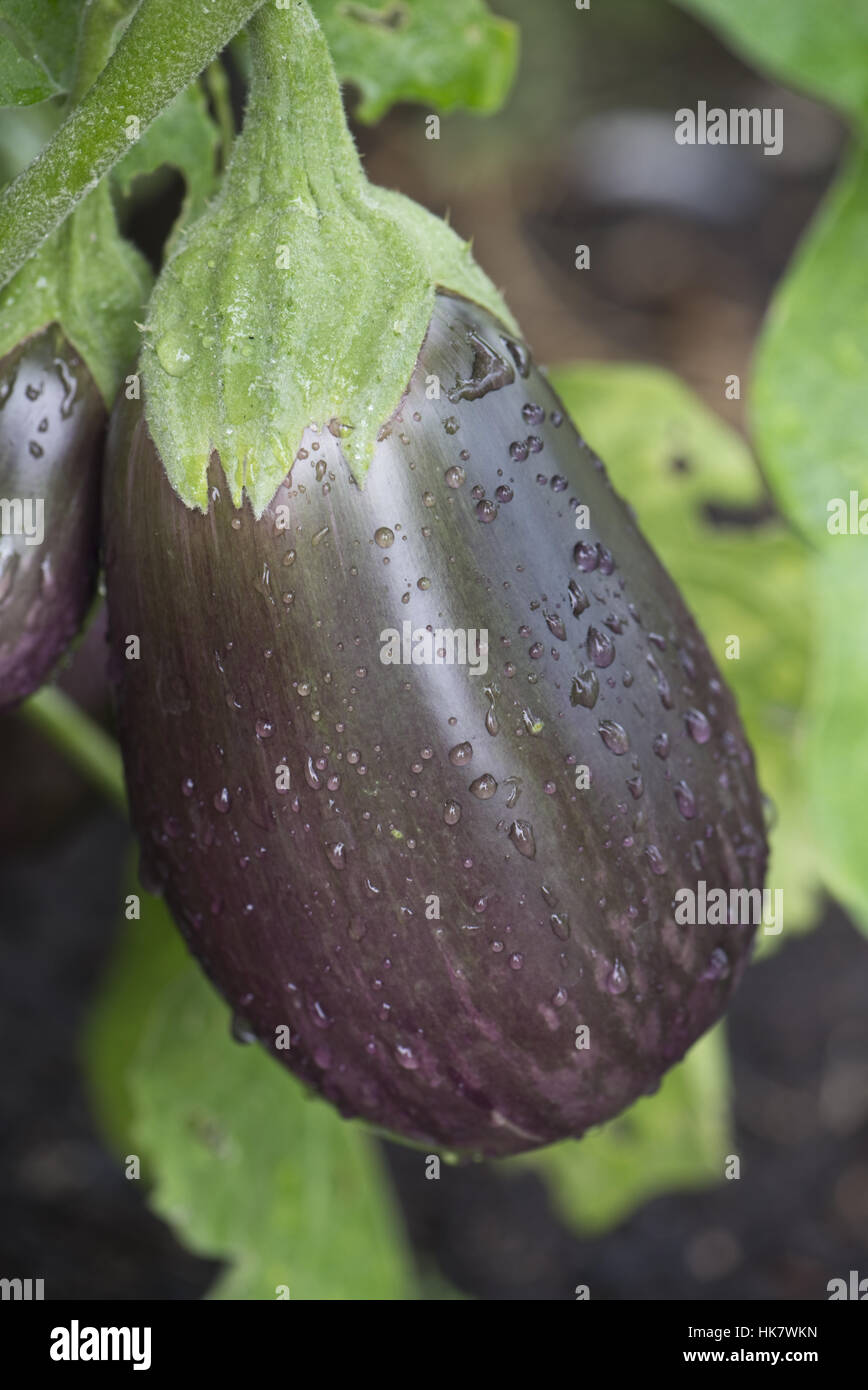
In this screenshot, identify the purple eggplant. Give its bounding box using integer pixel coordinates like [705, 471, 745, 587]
[0, 326, 105, 712]
[103, 293, 766, 1157]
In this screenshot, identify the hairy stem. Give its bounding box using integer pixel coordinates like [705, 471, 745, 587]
[0, 0, 265, 290]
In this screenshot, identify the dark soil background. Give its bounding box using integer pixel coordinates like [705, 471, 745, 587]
[1, 0, 866, 1300]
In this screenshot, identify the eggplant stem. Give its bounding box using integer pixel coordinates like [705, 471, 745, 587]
[20, 687, 127, 815]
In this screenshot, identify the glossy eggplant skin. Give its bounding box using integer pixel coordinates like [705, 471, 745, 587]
[0, 326, 105, 712]
[104, 293, 766, 1158]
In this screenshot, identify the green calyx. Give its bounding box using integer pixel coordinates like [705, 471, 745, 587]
[141, 0, 517, 516]
[0, 183, 152, 405]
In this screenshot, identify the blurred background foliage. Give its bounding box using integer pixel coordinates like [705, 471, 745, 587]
[1, 0, 867, 1300]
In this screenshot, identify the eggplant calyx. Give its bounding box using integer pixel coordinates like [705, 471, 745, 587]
[140, 0, 516, 518]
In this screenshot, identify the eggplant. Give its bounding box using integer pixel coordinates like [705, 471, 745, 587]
[0, 325, 105, 712]
[103, 292, 766, 1157]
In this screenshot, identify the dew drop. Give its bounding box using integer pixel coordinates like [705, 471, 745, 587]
[606, 960, 629, 995]
[685, 707, 711, 743]
[550, 912, 571, 941]
[567, 580, 590, 616]
[156, 331, 194, 377]
[470, 773, 497, 799]
[231, 1013, 257, 1044]
[504, 776, 522, 808]
[647, 654, 674, 709]
[324, 841, 347, 870]
[597, 545, 615, 574]
[449, 740, 473, 766]
[645, 844, 667, 875]
[573, 540, 598, 572]
[508, 820, 536, 859]
[521, 708, 544, 736]
[311, 1000, 332, 1029]
[674, 780, 697, 819]
[544, 610, 567, 641]
[587, 627, 615, 668]
[570, 668, 599, 709]
[599, 719, 629, 754]
[704, 947, 730, 981]
[503, 336, 531, 377]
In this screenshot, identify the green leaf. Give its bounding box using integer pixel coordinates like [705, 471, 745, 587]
[84, 858, 189, 1150]
[549, 363, 821, 940]
[0, 99, 62, 185]
[85, 872, 413, 1300]
[0, 33, 58, 105]
[675, 0, 868, 128]
[134, 970, 413, 1300]
[0, 0, 84, 106]
[803, 546, 868, 934]
[751, 142, 868, 545]
[513, 1027, 730, 1234]
[312, 0, 518, 123]
[113, 82, 221, 247]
